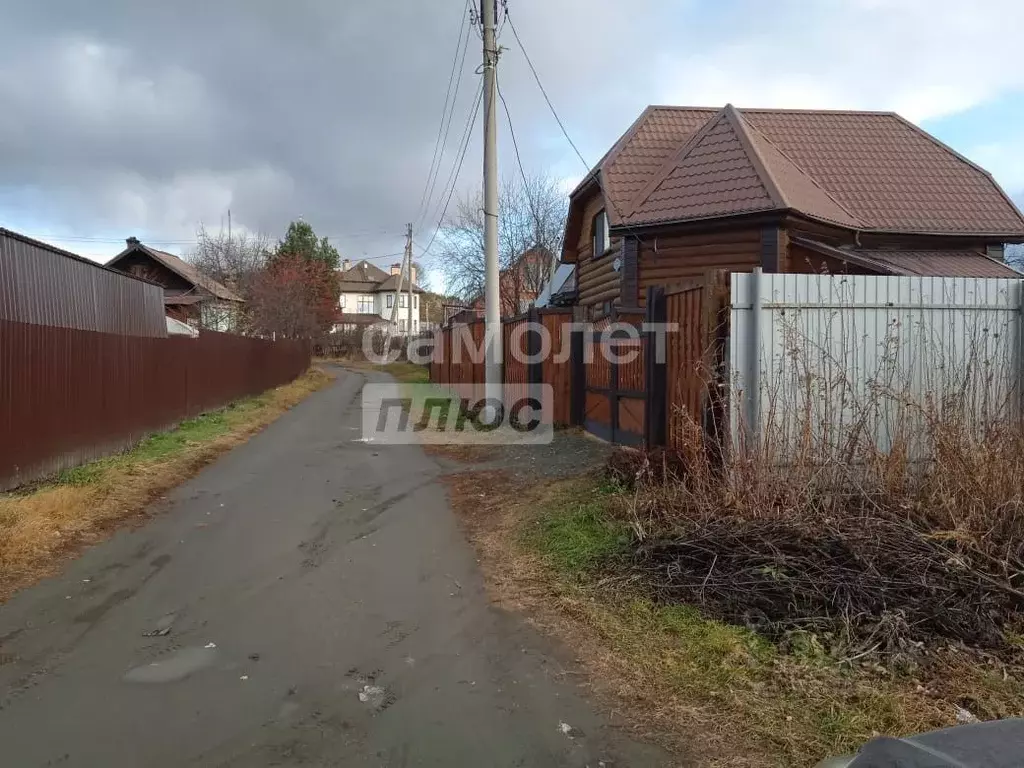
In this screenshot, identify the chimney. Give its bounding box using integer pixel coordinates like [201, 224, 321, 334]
[126, 236, 140, 247]
[391, 263, 401, 276]
[342, 258, 351, 271]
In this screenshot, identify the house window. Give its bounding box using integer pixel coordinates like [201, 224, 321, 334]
[593, 209, 609, 256]
[386, 294, 394, 308]
[398, 319, 406, 332]
[399, 294, 408, 309]
[357, 295, 374, 314]
[339, 294, 346, 308]
[413, 294, 418, 309]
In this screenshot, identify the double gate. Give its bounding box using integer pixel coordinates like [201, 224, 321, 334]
[571, 275, 729, 451]
[577, 311, 647, 446]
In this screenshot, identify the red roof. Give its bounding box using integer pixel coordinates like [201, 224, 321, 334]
[575, 105, 1024, 238]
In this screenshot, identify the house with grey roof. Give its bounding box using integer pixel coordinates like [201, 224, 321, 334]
[336, 259, 425, 333]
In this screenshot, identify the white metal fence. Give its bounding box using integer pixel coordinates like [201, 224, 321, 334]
[729, 269, 1023, 461]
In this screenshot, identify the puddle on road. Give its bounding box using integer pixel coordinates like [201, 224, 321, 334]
[123, 645, 216, 684]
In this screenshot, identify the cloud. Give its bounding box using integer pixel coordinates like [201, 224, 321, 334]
[1, 0, 1021, 267]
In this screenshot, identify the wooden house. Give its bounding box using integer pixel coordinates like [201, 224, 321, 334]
[562, 105, 1024, 317]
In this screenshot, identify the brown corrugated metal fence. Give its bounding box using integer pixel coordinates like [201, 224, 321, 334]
[0, 228, 166, 337]
[0, 320, 310, 490]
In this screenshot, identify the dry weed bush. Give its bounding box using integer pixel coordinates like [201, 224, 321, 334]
[615, 304, 1024, 659]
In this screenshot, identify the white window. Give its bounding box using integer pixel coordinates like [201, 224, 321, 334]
[357, 295, 373, 314]
[339, 294, 346, 308]
[413, 294, 418, 309]
[593, 209, 609, 256]
[399, 294, 408, 308]
[386, 293, 394, 308]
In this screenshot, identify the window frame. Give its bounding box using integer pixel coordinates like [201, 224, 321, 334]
[399, 294, 408, 309]
[592, 209, 610, 257]
[386, 293, 394, 308]
[357, 294, 374, 314]
[339, 294, 346, 308]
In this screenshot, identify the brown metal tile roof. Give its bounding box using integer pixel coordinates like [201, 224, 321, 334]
[107, 242, 244, 303]
[741, 109, 1024, 235]
[579, 105, 1024, 237]
[598, 107, 717, 223]
[622, 109, 775, 225]
[792, 237, 1022, 278]
[853, 248, 1021, 278]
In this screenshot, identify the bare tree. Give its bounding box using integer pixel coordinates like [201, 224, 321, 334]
[187, 223, 272, 301]
[436, 172, 567, 313]
[1007, 243, 1024, 270]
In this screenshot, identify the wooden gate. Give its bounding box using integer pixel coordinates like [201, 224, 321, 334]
[660, 272, 730, 455]
[578, 311, 646, 446]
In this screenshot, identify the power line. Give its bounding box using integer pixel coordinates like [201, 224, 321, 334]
[414, 0, 473, 228]
[505, 11, 590, 173]
[496, 72, 530, 197]
[417, 79, 484, 261]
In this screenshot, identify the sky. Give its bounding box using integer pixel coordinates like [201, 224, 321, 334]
[2, 0, 1023, 289]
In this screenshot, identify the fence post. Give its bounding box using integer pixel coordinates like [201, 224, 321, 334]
[527, 307, 543, 408]
[570, 327, 585, 426]
[645, 285, 667, 449]
[746, 267, 763, 454]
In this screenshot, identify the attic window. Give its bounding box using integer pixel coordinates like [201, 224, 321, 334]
[593, 210, 610, 256]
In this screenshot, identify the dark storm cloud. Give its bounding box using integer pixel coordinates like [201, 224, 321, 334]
[4, 1, 1021, 268]
[0, 1, 501, 256]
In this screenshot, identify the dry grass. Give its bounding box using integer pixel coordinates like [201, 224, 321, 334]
[443, 466, 1024, 766]
[0, 367, 332, 602]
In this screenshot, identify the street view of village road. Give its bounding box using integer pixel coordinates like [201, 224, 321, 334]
[0, 367, 668, 767]
[6, 1, 1024, 767]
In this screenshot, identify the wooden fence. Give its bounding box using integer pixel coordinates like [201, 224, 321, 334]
[428, 276, 730, 452]
[0, 321, 310, 490]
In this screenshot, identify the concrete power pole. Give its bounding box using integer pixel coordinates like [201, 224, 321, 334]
[481, 0, 502, 418]
[405, 223, 414, 337]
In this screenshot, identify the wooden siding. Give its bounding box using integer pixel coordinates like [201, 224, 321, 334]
[636, 228, 761, 305]
[576, 188, 623, 309]
[788, 242, 876, 274]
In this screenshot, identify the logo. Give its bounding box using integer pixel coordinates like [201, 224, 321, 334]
[361, 383, 554, 445]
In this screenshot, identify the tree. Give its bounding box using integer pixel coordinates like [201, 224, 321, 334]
[248, 254, 340, 339]
[1007, 244, 1024, 270]
[277, 220, 340, 269]
[436, 172, 567, 312]
[187, 223, 272, 297]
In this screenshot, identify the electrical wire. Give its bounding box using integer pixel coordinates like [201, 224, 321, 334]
[496, 72, 529, 200]
[413, 0, 473, 229]
[417, 79, 484, 260]
[505, 11, 590, 174]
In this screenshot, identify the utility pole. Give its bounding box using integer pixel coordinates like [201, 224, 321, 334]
[405, 223, 414, 337]
[482, 0, 502, 418]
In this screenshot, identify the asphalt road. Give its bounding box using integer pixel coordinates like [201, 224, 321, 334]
[0, 367, 669, 767]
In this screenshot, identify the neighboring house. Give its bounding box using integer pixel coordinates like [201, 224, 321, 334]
[0, 227, 167, 337]
[562, 104, 1024, 318]
[535, 263, 577, 308]
[469, 247, 554, 316]
[106, 237, 244, 331]
[336, 259, 425, 333]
